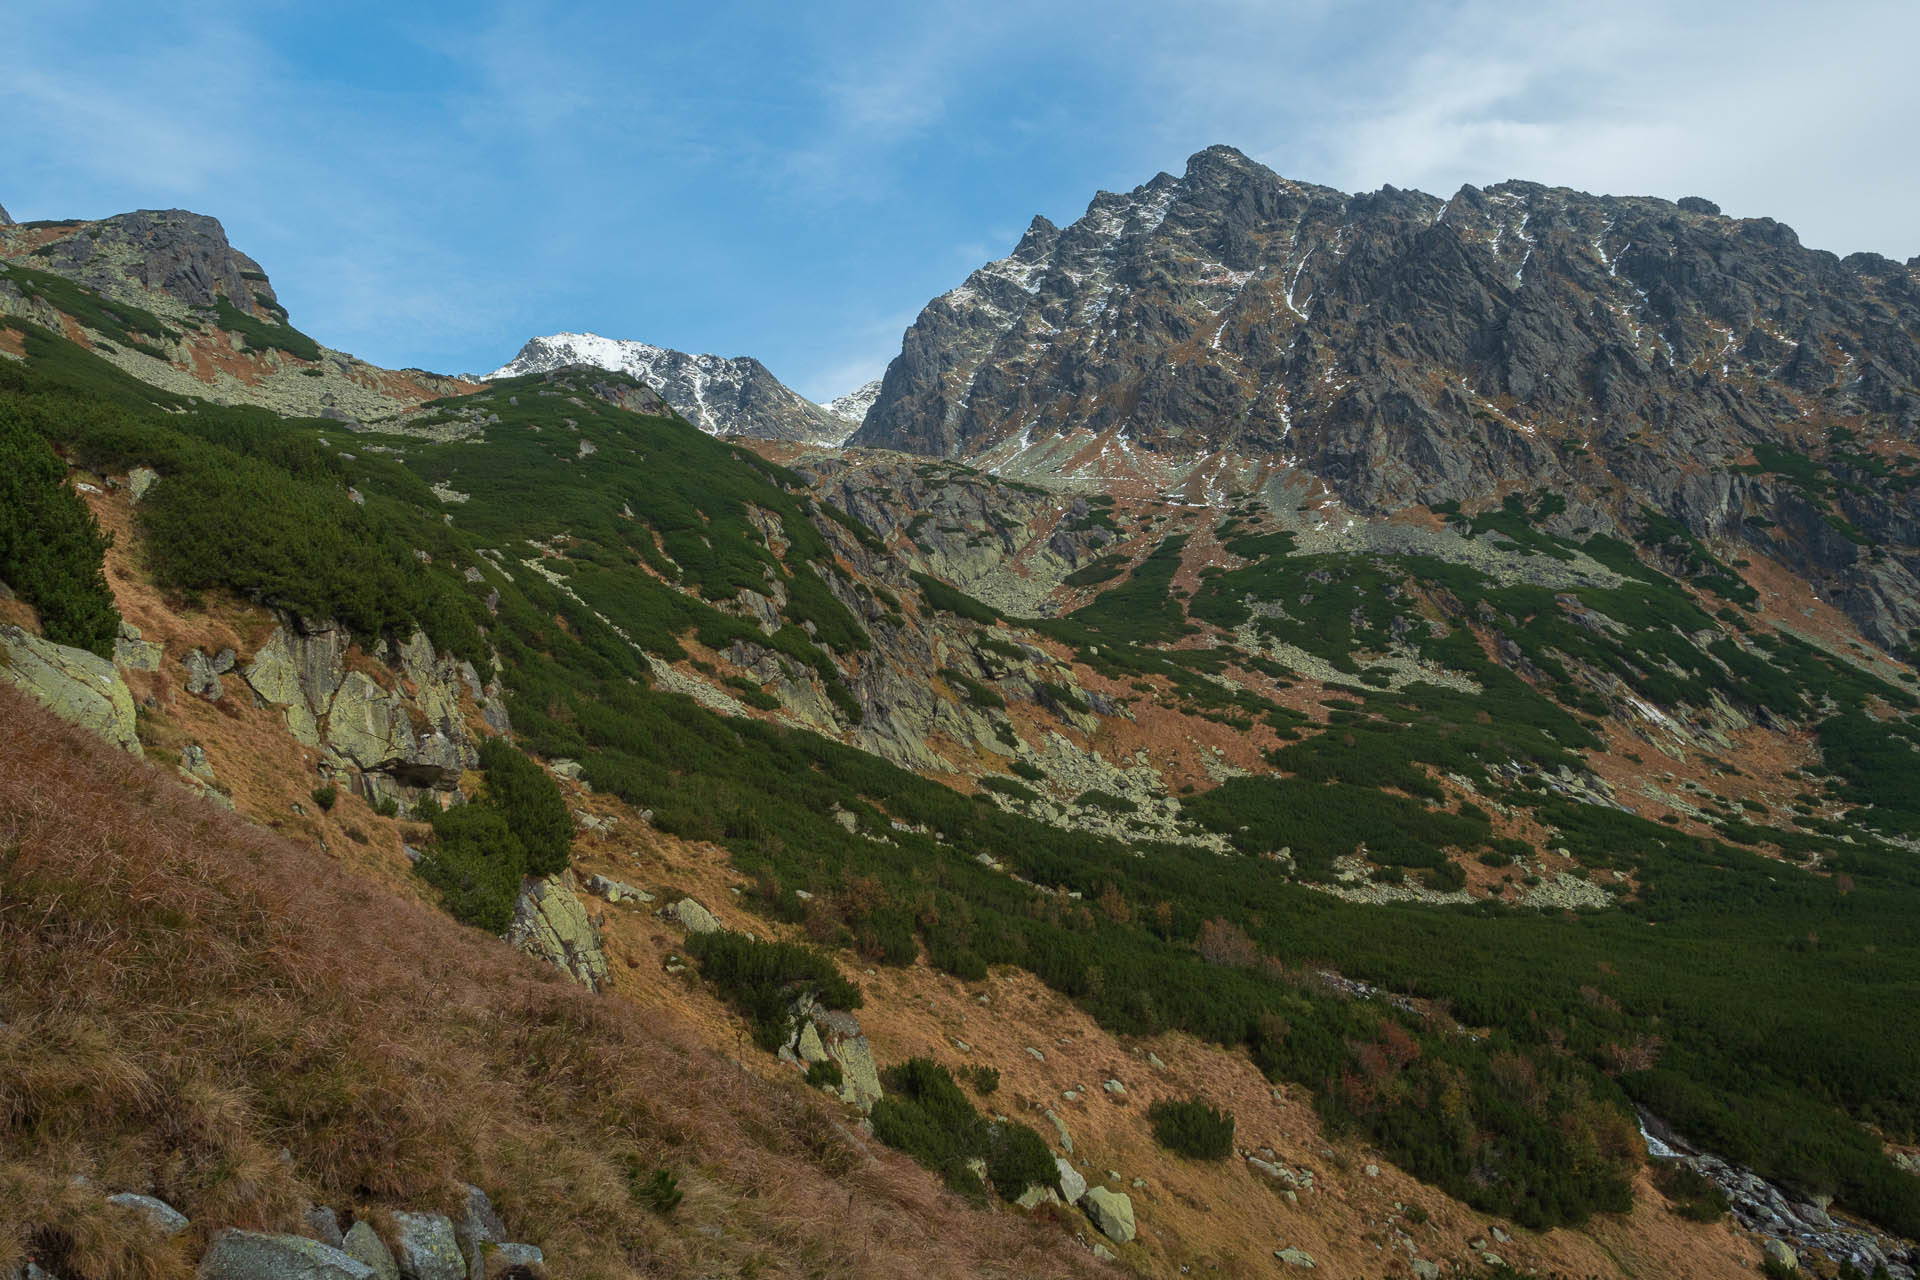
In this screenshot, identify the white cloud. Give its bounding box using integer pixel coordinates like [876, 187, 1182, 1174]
[1138, 0, 1920, 256]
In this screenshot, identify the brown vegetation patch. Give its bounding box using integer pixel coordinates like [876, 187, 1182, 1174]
[0, 688, 1105, 1280]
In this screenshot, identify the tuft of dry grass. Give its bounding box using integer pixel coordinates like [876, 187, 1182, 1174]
[0, 686, 1103, 1280]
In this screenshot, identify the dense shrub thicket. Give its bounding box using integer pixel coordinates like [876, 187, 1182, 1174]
[683, 932, 862, 1051]
[0, 402, 119, 654]
[1147, 1098, 1235, 1160]
[870, 1059, 1058, 1204]
[416, 738, 572, 930]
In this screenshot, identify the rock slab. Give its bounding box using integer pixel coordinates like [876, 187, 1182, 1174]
[198, 1230, 375, 1280]
[1, 624, 141, 755]
[507, 872, 610, 992]
[1080, 1186, 1135, 1244]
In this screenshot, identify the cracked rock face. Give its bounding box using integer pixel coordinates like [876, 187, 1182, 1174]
[506, 872, 610, 991]
[856, 144, 1920, 652]
[241, 616, 492, 793]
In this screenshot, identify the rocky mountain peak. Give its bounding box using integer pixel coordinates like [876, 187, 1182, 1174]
[852, 148, 1920, 653]
[7, 207, 280, 319]
[0, 201, 12, 226]
[487, 331, 848, 443]
[822, 379, 883, 429]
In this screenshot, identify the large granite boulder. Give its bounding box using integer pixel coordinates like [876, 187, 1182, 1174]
[1079, 1186, 1135, 1244]
[1, 624, 141, 755]
[1054, 1157, 1087, 1204]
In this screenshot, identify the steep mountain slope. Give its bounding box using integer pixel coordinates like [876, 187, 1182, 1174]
[488, 331, 849, 442]
[0, 209, 477, 419]
[855, 146, 1920, 654]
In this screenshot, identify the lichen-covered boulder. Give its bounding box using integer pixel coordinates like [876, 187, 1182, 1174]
[1, 624, 141, 755]
[388, 1212, 464, 1280]
[812, 1009, 883, 1112]
[198, 1229, 375, 1280]
[661, 897, 722, 934]
[507, 872, 610, 991]
[341, 1223, 397, 1280]
[1079, 1186, 1134, 1244]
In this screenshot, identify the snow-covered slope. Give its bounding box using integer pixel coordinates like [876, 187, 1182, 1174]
[488, 332, 848, 443]
[822, 379, 883, 429]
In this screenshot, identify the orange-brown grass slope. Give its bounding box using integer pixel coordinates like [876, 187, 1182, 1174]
[0, 687, 1104, 1280]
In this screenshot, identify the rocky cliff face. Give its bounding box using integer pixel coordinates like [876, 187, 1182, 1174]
[488, 332, 848, 442]
[19, 207, 282, 321]
[855, 145, 1920, 651]
[240, 613, 507, 806]
[0, 209, 479, 420]
[0, 201, 13, 227]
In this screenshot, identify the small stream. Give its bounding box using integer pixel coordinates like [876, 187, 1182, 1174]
[1638, 1110, 1917, 1277]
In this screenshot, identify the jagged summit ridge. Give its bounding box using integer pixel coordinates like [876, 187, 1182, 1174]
[853, 144, 1920, 651]
[488, 331, 849, 443]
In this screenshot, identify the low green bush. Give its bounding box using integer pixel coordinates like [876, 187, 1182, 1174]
[1148, 1098, 1235, 1159]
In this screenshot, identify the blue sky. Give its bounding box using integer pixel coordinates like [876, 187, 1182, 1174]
[6, 0, 1917, 399]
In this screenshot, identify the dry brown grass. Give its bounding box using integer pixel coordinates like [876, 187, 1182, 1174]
[0, 687, 1105, 1280]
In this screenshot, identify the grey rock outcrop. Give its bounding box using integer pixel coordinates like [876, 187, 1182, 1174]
[456, 1185, 506, 1280]
[0, 202, 12, 227]
[183, 649, 223, 699]
[507, 872, 610, 991]
[810, 1009, 883, 1112]
[387, 1212, 465, 1280]
[583, 873, 649, 905]
[1079, 1186, 1135, 1244]
[241, 617, 492, 795]
[127, 466, 159, 502]
[198, 1230, 376, 1280]
[341, 1223, 398, 1280]
[1, 624, 141, 755]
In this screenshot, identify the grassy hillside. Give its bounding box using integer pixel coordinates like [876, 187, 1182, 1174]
[0, 686, 1100, 1280]
[6, 317, 1920, 1240]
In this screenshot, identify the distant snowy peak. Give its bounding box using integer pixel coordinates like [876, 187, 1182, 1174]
[822, 379, 883, 428]
[487, 331, 847, 443]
